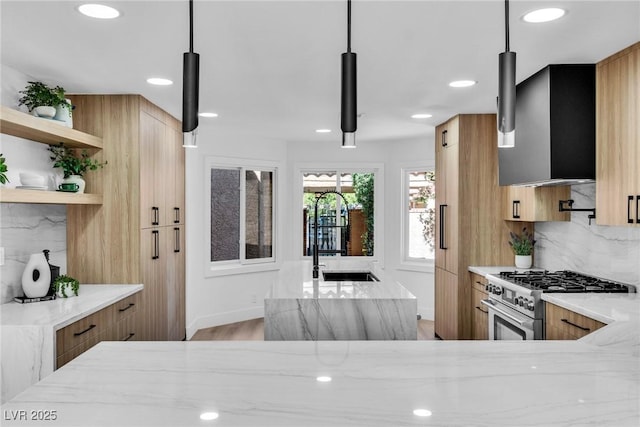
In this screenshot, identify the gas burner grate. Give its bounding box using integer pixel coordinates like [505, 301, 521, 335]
[497, 270, 634, 293]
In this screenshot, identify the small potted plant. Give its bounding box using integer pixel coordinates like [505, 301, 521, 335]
[48, 143, 107, 193]
[509, 227, 536, 269]
[18, 81, 71, 119]
[53, 275, 80, 298]
[0, 154, 9, 185]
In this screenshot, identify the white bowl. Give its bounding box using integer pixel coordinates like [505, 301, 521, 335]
[19, 173, 45, 187]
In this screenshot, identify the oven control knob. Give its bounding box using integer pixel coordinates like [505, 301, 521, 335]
[518, 298, 525, 307]
[514, 296, 522, 305]
[494, 287, 502, 295]
[526, 301, 535, 311]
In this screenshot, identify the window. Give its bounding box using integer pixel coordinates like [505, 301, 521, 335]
[403, 169, 436, 262]
[208, 158, 276, 268]
[302, 170, 375, 258]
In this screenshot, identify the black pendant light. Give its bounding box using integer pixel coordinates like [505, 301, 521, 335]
[497, 0, 516, 148]
[341, 0, 357, 148]
[182, 0, 200, 148]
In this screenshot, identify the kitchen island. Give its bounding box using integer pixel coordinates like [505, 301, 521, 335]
[264, 260, 417, 340]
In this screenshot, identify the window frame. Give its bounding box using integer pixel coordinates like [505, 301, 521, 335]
[400, 165, 436, 272]
[205, 156, 279, 277]
[295, 162, 384, 264]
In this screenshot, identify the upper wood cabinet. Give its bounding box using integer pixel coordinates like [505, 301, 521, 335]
[596, 42, 640, 226]
[66, 95, 185, 342]
[434, 114, 517, 340]
[0, 106, 103, 205]
[503, 185, 571, 222]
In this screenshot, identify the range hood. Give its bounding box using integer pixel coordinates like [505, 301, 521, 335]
[498, 64, 595, 187]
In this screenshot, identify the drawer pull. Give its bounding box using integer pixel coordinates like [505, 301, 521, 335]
[561, 318, 590, 332]
[475, 306, 488, 314]
[118, 303, 135, 312]
[123, 333, 135, 341]
[73, 324, 97, 337]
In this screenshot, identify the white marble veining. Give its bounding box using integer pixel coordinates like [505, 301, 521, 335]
[1, 338, 638, 426]
[0, 203, 67, 304]
[535, 184, 640, 286]
[1, 285, 143, 403]
[265, 261, 417, 340]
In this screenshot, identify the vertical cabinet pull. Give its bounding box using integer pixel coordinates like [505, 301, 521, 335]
[152, 230, 160, 260]
[151, 207, 159, 226]
[636, 195, 640, 224]
[438, 204, 448, 250]
[441, 130, 448, 147]
[174, 227, 181, 253]
[628, 195, 634, 224]
[512, 200, 521, 219]
[174, 207, 180, 224]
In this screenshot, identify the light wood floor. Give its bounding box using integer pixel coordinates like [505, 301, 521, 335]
[190, 318, 436, 341]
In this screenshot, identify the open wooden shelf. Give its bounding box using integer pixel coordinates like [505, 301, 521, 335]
[0, 188, 103, 205]
[0, 106, 103, 149]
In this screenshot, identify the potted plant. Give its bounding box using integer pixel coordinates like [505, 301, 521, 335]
[48, 143, 107, 193]
[509, 227, 536, 269]
[0, 153, 9, 185]
[18, 81, 71, 120]
[53, 275, 80, 298]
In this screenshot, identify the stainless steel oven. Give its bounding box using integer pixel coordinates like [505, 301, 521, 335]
[481, 298, 542, 340]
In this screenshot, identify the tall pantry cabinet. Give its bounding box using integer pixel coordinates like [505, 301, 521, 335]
[596, 42, 640, 226]
[434, 114, 519, 340]
[66, 95, 186, 341]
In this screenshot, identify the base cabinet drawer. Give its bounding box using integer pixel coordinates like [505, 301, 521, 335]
[545, 302, 606, 340]
[57, 331, 109, 369]
[56, 306, 114, 355]
[471, 274, 489, 340]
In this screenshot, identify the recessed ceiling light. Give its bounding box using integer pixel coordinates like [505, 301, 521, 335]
[146, 78, 173, 86]
[199, 112, 218, 118]
[199, 412, 219, 421]
[316, 376, 332, 382]
[449, 80, 477, 88]
[411, 113, 432, 119]
[315, 129, 331, 133]
[78, 4, 121, 19]
[523, 8, 566, 23]
[413, 409, 432, 417]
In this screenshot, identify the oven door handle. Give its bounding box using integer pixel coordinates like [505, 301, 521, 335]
[481, 299, 533, 328]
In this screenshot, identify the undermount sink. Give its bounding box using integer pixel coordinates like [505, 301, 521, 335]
[321, 271, 379, 282]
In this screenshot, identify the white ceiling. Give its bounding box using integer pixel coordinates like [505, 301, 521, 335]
[1, 0, 639, 145]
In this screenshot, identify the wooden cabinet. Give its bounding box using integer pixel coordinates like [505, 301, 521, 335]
[56, 293, 138, 368]
[434, 114, 517, 340]
[596, 42, 640, 226]
[545, 302, 606, 340]
[471, 273, 488, 340]
[503, 186, 571, 222]
[0, 106, 103, 205]
[66, 95, 185, 342]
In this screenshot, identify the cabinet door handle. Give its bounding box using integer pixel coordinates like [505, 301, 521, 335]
[438, 204, 448, 250]
[441, 129, 448, 147]
[118, 303, 135, 312]
[174, 227, 181, 253]
[152, 230, 160, 260]
[475, 306, 488, 314]
[561, 318, 590, 332]
[174, 207, 180, 224]
[152, 207, 159, 226]
[512, 200, 521, 219]
[73, 324, 97, 337]
[628, 196, 634, 224]
[636, 195, 639, 224]
[123, 333, 135, 341]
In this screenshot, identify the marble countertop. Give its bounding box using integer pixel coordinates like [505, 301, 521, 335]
[267, 260, 415, 299]
[468, 265, 544, 277]
[1, 338, 638, 426]
[1, 284, 143, 330]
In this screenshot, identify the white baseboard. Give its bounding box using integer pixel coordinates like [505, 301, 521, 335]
[186, 306, 264, 340]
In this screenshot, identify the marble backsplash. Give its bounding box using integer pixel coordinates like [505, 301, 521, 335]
[535, 183, 640, 286]
[0, 203, 67, 303]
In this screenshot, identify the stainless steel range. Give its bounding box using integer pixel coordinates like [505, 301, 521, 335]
[481, 270, 636, 340]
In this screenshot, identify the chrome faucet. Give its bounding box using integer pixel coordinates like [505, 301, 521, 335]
[312, 190, 350, 279]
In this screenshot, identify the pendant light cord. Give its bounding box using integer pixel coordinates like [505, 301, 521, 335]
[505, 0, 510, 52]
[347, 0, 352, 53]
[189, 0, 194, 53]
